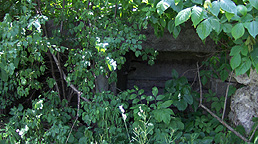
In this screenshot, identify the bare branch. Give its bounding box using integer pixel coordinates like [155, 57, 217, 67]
[197, 63, 249, 143]
[222, 71, 233, 121]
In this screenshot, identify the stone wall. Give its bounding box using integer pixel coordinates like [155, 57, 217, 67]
[119, 23, 218, 95]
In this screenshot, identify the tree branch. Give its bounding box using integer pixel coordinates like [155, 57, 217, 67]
[197, 63, 249, 143]
[222, 71, 233, 121]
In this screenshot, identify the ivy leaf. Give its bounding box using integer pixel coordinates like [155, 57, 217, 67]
[191, 6, 204, 28]
[156, 0, 172, 15]
[175, 8, 192, 26]
[250, 0, 258, 10]
[196, 19, 212, 40]
[235, 58, 251, 76]
[244, 21, 258, 38]
[230, 53, 241, 70]
[152, 108, 174, 124]
[220, 0, 237, 14]
[208, 1, 220, 16]
[231, 23, 245, 40]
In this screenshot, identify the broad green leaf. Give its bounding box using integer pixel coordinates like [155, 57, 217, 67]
[244, 21, 258, 38]
[153, 108, 174, 124]
[191, 0, 203, 4]
[230, 45, 242, 56]
[222, 23, 232, 33]
[170, 0, 184, 12]
[160, 18, 166, 27]
[191, 6, 204, 27]
[156, 95, 165, 100]
[208, 1, 220, 16]
[250, 0, 258, 10]
[160, 100, 173, 108]
[235, 58, 251, 75]
[237, 5, 247, 16]
[152, 86, 158, 96]
[156, 0, 172, 15]
[196, 19, 212, 40]
[167, 20, 174, 33]
[241, 14, 253, 23]
[220, 0, 237, 14]
[230, 53, 241, 69]
[231, 23, 245, 40]
[175, 8, 192, 26]
[241, 45, 248, 56]
[172, 25, 181, 39]
[225, 12, 235, 21]
[220, 70, 229, 82]
[251, 44, 258, 65]
[183, 94, 193, 105]
[174, 100, 188, 111]
[171, 69, 179, 79]
[208, 17, 220, 33]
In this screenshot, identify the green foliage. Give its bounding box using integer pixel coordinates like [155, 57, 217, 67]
[1, 0, 258, 143]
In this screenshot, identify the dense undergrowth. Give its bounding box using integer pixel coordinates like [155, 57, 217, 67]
[1, 0, 258, 143]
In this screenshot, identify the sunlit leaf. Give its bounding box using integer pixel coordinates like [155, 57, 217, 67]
[175, 8, 192, 26]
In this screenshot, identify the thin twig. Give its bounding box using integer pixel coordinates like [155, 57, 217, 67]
[200, 104, 249, 142]
[222, 71, 233, 121]
[249, 124, 258, 141]
[197, 63, 202, 106]
[197, 63, 249, 143]
[46, 52, 61, 99]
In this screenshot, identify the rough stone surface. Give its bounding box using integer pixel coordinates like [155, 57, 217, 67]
[141, 23, 216, 53]
[229, 69, 258, 134]
[233, 69, 258, 85]
[229, 85, 258, 133]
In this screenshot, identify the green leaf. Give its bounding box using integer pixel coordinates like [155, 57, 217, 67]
[152, 108, 174, 124]
[129, 94, 137, 99]
[220, 70, 229, 81]
[241, 45, 248, 56]
[208, 1, 220, 16]
[235, 58, 251, 75]
[225, 12, 235, 21]
[231, 23, 245, 40]
[230, 53, 241, 69]
[170, 0, 183, 12]
[152, 86, 158, 96]
[237, 5, 247, 16]
[160, 18, 166, 27]
[191, 0, 203, 4]
[244, 21, 258, 38]
[156, 95, 165, 100]
[222, 23, 232, 33]
[171, 69, 179, 79]
[191, 6, 204, 27]
[156, 0, 172, 15]
[167, 20, 174, 34]
[160, 100, 173, 108]
[230, 45, 242, 56]
[172, 25, 181, 39]
[183, 94, 193, 105]
[215, 125, 224, 133]
[196, 19, 212, 40]
[250, 0, 258, 10]
[175, 8, 192, 26]
[201, 75, 208, 85]
[220, 0, 237, 14]
[208, 17, 220, 33]
[174, 100, 188, 111]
